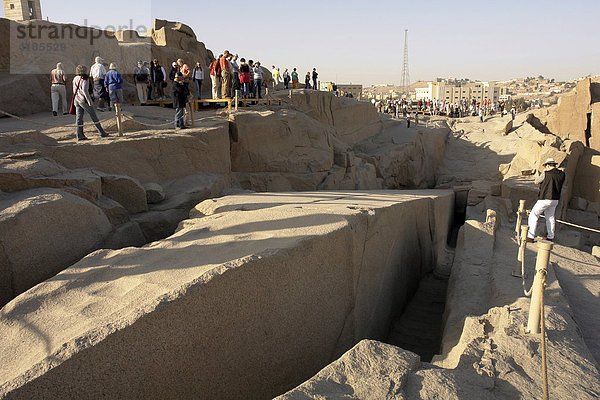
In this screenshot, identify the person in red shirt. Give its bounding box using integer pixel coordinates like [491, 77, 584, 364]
[220, 50, 232, 99]
[210, 56, 222, 99]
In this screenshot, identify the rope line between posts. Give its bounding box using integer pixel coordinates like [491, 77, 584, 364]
[521, 210, 600, 234]
[0, 107, 217, 130]
[0, 109, 104, 128]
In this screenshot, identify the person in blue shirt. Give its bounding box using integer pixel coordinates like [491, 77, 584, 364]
[104, 63, 124, 128]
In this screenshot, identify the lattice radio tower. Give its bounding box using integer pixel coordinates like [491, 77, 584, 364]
[400, 29, 410, 96]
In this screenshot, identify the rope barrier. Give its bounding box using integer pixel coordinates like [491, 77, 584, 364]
[522, 209, 600, 234]
[0, 106, 216, 131]
[0, 108, 107, 128]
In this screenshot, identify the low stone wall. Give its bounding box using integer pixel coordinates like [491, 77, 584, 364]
[0, 190, 453, 399]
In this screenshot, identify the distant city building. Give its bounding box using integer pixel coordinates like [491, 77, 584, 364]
[415, 81, 509, 103]
[3, 0, 42, 21]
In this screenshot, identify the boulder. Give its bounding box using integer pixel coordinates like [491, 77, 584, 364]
[0, 188, 111, 304]
[556, 230, 584, 249]
[143, 182, 165, 204]
[276, 340, 420, 399]
[100, 174, 148, 214]
[152, 173, 230, 211]
[355, 126, 449, 189]
[132, 209, 188, 243]
[570, 196, 589, 211]
[41, 124, 231, 183]
[229, 110, 334, 175]
[317, 165, 355, 190]
[501, 176, 538, 212]
[587, 202, 600, 216]
[234, 171, 329, 192]
[100, 221, 147, 250]
[96, 196, 130, 226]
[283, 90, 384, 144]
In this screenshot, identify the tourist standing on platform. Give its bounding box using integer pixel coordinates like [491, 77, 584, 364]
[177, 58, 191, 86]
[169, 62, 178, 81]
[72, 65, 108, 140]
[230, 54, 240, 98]
[253, 61, 263, 99]
[305, 72, 311, 89]
[151, 59, 167, 100]
[220, 51, 232, 99]
[133, 61, 150, 105]
[172, 72, 189, 130]
[271, 66, 280, 89]
[144, 62, 153, 101]
[91, 56, 110, 111]
[282, 68, 290, 89]
[192, 62, 204, 100]
[50, 62, 67, 116]
[291, 68, 298, 89]
[312, 68, 318, 90]
[239, 58, 251, 98]
[210, 56, 222, 99]
[527, 158, 565, 242]
[247, 60, 254, 97]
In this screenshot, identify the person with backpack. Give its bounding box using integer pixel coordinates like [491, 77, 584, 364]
[151, 59, 167, 100]
[239, 58, 251, 98]
[173, 72, 190, 130]
[210, 56, 222, 99]
[133, 60, 150, 105]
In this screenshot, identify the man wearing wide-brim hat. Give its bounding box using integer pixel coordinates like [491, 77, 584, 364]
[527, 158, 566, 242]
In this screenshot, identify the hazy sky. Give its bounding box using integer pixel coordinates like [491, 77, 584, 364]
[3, 0, 599, 86]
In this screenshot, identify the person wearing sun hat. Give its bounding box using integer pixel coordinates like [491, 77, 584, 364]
[527, 158, 565, 242]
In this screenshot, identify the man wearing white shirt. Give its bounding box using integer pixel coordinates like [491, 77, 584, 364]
[90, 56, 109, 111]
[230, 54, 240, 98]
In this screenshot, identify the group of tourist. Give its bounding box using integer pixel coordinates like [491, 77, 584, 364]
[373, 97, 519, 123]
[205, 51, 320, 100]
[50, 57, 123, 140]
[50, 53, 322, 135]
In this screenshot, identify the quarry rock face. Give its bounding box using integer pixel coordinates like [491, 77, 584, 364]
[0, 188, 112, 305]
[0, 191, 453, 399]
[230, 110, 335, 175]
[532, 76, 600, 150]
[276, 339, 421, 399]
